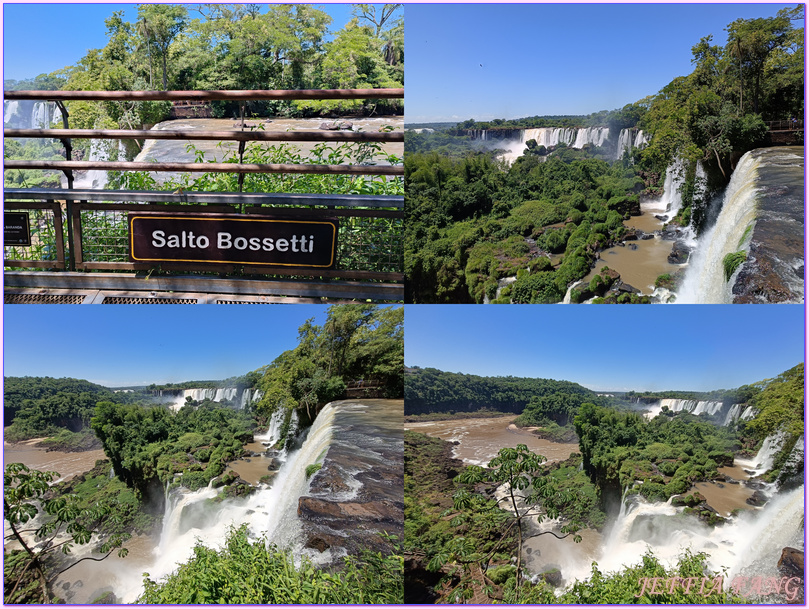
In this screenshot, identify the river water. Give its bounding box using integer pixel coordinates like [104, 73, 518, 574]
[404, 416, 578, 466]
[4, 440, 106, 482]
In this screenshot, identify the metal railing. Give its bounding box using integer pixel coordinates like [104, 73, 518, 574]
[3, 89, 404, 302]
[764, 119, 804, 131]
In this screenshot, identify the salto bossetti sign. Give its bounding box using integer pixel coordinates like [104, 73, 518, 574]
[129, 212, 338, 268]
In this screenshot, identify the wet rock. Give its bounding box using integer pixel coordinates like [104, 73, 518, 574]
[640, 232, 655, 240]
[540, 568, 562, 587]
[266, 457, 284, 471]
[298, 497, 401, 523]
[319, 120, 354, 131]
[778, 547, 804, 578]
[667, 241, 691, 264]
[746, 490, 769, 507]
[221, 478, 255, 499]
[623, 230, 638, 241]
[614, 281, 639, 294]
[91, 592, 117, 604]
[259, 472, 276, 485]
[628, 243, 639, 251]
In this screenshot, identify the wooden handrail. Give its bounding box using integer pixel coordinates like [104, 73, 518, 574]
[4, 128, 403, 143]
[4, 88, 404, 101]
[4, 160, 403, 176]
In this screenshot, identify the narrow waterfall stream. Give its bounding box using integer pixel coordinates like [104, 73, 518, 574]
[676, 147, 804, 304]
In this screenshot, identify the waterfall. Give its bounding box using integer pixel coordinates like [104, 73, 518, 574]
[70, 139, 126, 190]
[737, 432, 787, 476]
[569, 485, 805, 588]
[722, 403, 742, 427]
[644, 399, 739, 426]
[647, 158, 686, 220]
[3, 99, 62, 128]
[521, 127, 609, 150]
[169, 387, 261, 411]
[675, 151, 760, 303]
[117, 402, 340, 602]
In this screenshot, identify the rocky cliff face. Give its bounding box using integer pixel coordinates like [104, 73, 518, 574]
[732, 148, 804, 303]
[297, 399, 403, 560]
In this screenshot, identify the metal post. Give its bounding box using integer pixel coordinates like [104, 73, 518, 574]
[55, 100, 75, 270]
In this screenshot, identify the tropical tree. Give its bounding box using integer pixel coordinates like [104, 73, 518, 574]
[4, 463, 129, 604]
[137, 4, 188, 90]
[448, 445, 582, 602]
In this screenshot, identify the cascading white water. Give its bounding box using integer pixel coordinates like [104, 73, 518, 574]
[570, 485, 805, 588]
[722, 403, 743, 427]
[736, 431, 786, 476]
[3, 99, 62, 128]
[116, 402, 339, 602]
[675, 151, 761, 304]
[522, 126, 610, 150]
[644, 399, 726, 420]
[169, 387, 259, 412]
[496, 127, 611, 163]
[648, 158, 686, 220]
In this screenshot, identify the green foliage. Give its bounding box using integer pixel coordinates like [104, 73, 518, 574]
[722, 251, 747, 282]
[508, 549, 744, 604]
[404, 367, 596, 417]
[256, 305, 403, 428]
[575, 403, 738, 499]
[745, 363, 804, 439]
[91, 400, 253, 503]
[111, 139, 403, 197]
[4, 463, 129, 604]
[139, 524, 403, 603]
[3, 376, 122, 441]
[305, 463, 323, 479]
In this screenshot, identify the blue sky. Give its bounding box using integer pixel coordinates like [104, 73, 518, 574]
[2, 3, 367, 81]
[3, 305, 342, 387]
[406, 3, 795, 123]
[405, 305, 805, 392]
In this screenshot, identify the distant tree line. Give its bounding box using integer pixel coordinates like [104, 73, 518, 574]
[404, 367, 596, 418]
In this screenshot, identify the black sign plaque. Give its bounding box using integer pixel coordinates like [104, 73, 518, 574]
[4, 212, 31, 246]
[129, 212, 338, 268]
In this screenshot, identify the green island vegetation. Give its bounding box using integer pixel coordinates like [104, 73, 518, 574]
[404, 363, 804, 603]
[405, 7, 803, 303]
[4, 304, 404, 604]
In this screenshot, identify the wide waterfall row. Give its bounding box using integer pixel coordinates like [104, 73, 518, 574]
[521, 126, 611, 149]
[4, 99, 62, 128]
[645, 398, 746, 426]
[171, 387, 263, 411]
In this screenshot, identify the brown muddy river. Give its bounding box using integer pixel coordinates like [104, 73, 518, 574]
[4, 440, 106, 481]
[404, 416, 579, 466]
[583, 204, 675, 295]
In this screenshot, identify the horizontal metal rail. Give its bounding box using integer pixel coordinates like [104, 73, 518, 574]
[5, 160, 403, 176]
[5, 188, 403, 209]
[4, 271, 403, 301]
[4, 88, 404, 101]
[5, 128, 403, 143]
